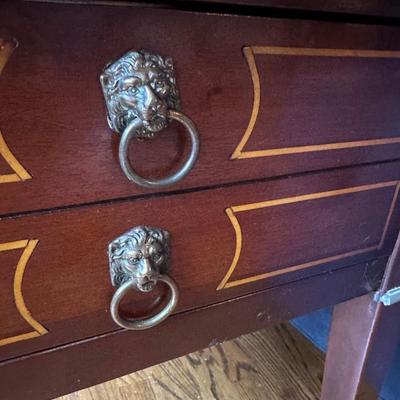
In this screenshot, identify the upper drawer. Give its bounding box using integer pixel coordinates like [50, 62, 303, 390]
[1, 2, 400, 214]
[169, 0, 400, 18]
[0, 161, 399, 361]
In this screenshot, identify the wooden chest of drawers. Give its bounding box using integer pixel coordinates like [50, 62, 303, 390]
[1, 1, 400, 399]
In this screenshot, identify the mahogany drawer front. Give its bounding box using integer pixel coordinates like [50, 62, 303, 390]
[2, 2, 400, 214]
[0, 161, 399, 361]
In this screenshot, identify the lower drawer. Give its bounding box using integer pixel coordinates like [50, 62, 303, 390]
[0, 161, 399, 362]
[0, 259, 386, 400]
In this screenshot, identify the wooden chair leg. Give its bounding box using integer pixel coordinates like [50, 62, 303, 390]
[321, 295, 400, 399]
[321, 233, 400, 400]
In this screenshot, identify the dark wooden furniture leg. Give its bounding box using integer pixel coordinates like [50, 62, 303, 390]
[321, 233, 400, 400]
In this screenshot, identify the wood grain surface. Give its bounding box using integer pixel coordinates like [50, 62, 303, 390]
[162, 0, 400, 18]
[57, 323, 323, 400]
[0, 162, 397, 361]
[2, 2, 400, 214]
[0, 256, 384, 400]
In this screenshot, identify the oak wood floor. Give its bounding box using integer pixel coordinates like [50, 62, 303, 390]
[57, 323, 324, 400]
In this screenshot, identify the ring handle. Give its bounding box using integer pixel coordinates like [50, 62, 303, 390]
[100, 49, 200, 188]
[110, 274, 178, 330]
[108, 225, 178, 330]
[119, 110, 199, 188]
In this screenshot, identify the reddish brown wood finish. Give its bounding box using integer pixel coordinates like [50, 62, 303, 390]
[321, 232, 400, 400]
[168, 0, 400, 18]
[246, 53, 400, 153]
[2, 2, 400, 214]
[0, 259, 385, 400]
[1, 2, 400, 398]
[0, 161, 399, 361]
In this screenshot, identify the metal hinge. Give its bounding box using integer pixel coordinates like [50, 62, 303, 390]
[375, 287, 400, 306]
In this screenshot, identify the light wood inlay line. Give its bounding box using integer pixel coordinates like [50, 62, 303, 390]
[252, 46, 400, 58]
[0, 38, 31, 184]
[0, 130, 32, 183]
[232, 181, 398, 213]
[0, 331, 41, 348]
[217, 208, 242, 291]
[235, 138, 400, 159]
[217, 181, 399, 290]
[231, 47, 260, 160]
[0, 240, 28, 252]
[0, 37, 17, 76]
[0, 239, 48, 347]
[231, 46, 400, 160]
[223, 246, 377, 289]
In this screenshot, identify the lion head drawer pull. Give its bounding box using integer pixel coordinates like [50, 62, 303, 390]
[108, 225, 178, 330]
[100, 50, 200, 188]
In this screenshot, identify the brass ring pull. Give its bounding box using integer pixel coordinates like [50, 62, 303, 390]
[119, 110, 199, 188]
[108, 225, 178, 330]
[101, 49, 200, 188]
[110, 274, 178, 330]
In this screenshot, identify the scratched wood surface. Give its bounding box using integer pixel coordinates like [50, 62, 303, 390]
[57, 323, 323, 400]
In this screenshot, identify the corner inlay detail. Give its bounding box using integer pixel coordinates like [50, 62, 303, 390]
[0, 131, 32, 184]
[0, 37, 31, 184]
[231, 46, 400, 160]
[0, 239, 48, 347]
[217, 181, 400, 290]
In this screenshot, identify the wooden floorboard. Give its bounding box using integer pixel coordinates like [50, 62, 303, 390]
[57, 323, 324, 400]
